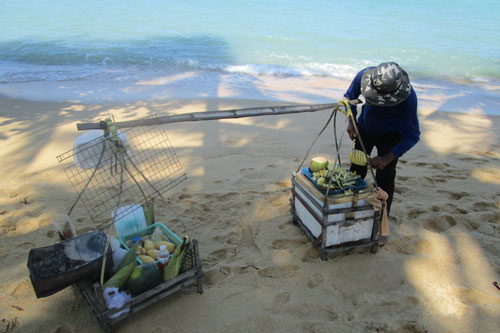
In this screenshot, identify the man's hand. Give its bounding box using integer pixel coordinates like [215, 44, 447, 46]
[347, 121, 357, 140]
[370, 152, 395, 169]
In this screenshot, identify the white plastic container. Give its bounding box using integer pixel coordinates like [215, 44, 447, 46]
[73, 130, 130, 170]
[112, 205, 147, 240]
[292, 173, 375, 247]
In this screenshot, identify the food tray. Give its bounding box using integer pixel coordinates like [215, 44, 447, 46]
[301, 167, 368, 194]
[119, 223, 182, 264]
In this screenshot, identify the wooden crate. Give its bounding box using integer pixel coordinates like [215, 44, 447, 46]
[75, 239, 203, 332]
[291, 172, 382, 260]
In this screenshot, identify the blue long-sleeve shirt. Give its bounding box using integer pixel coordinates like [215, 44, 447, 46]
[344, 68, 420, 157]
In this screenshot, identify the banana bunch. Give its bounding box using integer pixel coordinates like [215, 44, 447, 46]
[311, 163, 360, 192]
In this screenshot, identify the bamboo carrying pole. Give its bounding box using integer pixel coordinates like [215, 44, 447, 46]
[76, 100, 362, 130]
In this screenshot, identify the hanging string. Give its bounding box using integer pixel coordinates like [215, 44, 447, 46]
[323, 115, 349, 198]
[295, 107, 339, 174]
[100, 143, 126, 287]
[67, 140, 107, 218]
[123, 153, 188, 233]
[338, 100, 378, 188]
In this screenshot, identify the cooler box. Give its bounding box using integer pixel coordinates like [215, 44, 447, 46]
[291, 170, 377, 248]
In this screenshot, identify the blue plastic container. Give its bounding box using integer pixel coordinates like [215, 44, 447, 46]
[301, 167, 368, 194]
[119, 223, 182, 265]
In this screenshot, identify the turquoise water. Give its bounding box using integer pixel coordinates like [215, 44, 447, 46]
[1, 0, 499, 86]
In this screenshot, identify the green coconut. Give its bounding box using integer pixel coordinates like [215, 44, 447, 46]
[309, 157, 329, 172]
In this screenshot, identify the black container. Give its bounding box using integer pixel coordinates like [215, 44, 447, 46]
[27, 230, 113, 298]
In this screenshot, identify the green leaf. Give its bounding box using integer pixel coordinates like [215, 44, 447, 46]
[143, 200, 155, 226]
[163, 236, 189, 281]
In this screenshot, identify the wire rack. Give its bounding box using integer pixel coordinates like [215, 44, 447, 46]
[57, 118, 186, 229]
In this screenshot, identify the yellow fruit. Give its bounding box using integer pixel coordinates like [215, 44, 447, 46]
[137, 255, 156, 263]
[136, 246, 147, 255]
[147, 249, 159, 260]
[143, 240, 155, 251]
[155, 241, 175, 253]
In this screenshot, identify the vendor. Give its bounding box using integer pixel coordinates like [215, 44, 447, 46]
[344, 62, 420, 217]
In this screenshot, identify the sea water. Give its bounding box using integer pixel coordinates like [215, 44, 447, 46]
[1, 0, 499, 111]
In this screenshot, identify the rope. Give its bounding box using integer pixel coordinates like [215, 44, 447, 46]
[333, 111, 341, 165]
[122, 160, 149, 202]
[338, 100, 378, 188]
[66, 139, 107, 217]
[123, 154, 189, 233]
[295, 107, 338, 174]
[118, 158, 189, 232]
[294, 99, 380, 208]
[100, 144, 126, 287]
[323, 115, 349, 198]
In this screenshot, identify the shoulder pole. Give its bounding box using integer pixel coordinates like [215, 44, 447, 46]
[76, 100, 362, 131]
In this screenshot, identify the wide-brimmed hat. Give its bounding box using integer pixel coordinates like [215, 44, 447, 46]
[361, 62, 411, 107]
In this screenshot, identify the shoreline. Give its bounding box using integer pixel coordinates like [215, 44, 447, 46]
[1, 73, 499, 115]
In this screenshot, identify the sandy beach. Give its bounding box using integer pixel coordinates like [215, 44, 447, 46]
[1, 80, 500, 333]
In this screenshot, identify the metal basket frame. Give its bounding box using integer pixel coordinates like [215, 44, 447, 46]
[57, 117, 186, 228]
